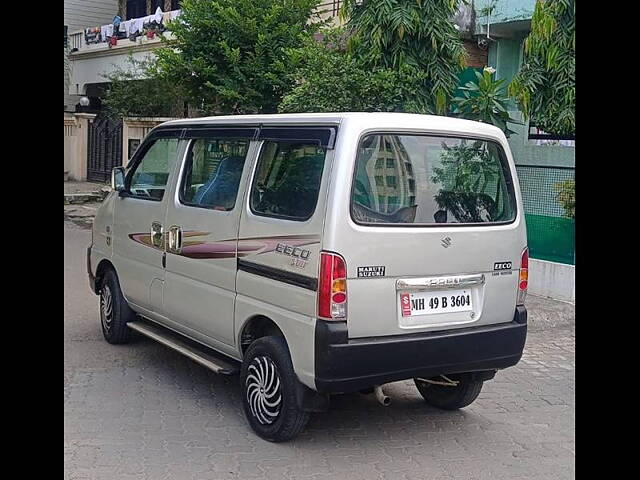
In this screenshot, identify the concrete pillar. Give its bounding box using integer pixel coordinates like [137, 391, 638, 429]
[69, 113, 97, 181]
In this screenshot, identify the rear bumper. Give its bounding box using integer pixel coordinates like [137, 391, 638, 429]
[314, 306, 527, 394]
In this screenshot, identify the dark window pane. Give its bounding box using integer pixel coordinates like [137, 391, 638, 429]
[181, 138, 249, 210]
[250, 142, 326, 220]
[352, 134, 516, 225]
[126, 0, 146, 19]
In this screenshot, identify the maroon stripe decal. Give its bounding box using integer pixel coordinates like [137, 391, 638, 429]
[128, 231, 320, 259]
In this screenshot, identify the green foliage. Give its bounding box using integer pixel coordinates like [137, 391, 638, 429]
[102, 56, 187, 118]
[478, 0, 498, 17]
[153, 0, 322, 115]
[278, 30, 431, 113]
[432, 141, 497, 194]
[341, 0, 467, 114]
[554, 179, 575, 219]
[452, 68, 522, 137]
[431, 141, 508, 223]
[509, 0, 575, 135]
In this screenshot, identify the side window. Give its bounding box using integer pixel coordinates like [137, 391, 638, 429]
[250, 141, 326, 220]
[180, 138, 250, 210]
[128, 138, 180, 200]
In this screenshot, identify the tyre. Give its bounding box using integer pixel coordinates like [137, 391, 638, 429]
[414, 373, 483, 410]
[99, 268, 136, 344]
[240, 336, 310, 442]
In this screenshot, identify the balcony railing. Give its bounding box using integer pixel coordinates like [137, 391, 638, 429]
[68, 8, 181, 54]
[317, 0, 343, 17]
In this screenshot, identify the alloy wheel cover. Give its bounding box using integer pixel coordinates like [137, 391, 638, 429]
[246, 355, 282, 425]
[100, 285, 113, 332]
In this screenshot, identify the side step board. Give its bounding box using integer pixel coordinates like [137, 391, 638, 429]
[128, 320, 240, 375]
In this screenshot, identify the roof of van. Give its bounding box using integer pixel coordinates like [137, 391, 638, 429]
[160, 112, 506, 140]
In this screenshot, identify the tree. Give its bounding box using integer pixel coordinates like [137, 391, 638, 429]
[341, 0, 467, 114]
[509, 0, 575, 135]
[554, 179, 575, 219]
[153, 0, 322, 115]
[102, 56, 187, 118]
[452, 67, 522, 137]
[279, 30, 430, 113]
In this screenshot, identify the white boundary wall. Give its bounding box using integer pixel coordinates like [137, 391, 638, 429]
[529, 259, 575, 304]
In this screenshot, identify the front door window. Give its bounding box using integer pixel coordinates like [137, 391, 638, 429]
[127, 138, 180, 200]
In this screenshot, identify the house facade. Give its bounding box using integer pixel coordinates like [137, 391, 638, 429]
[64, 0, 120, 112]
[64, 1, 183, 183]
[66, 0, 182, 111]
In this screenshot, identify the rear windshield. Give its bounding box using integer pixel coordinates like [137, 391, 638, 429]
[351, 134, 516, 225]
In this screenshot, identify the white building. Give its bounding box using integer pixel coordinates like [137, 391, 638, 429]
[65, 0, 120, 112]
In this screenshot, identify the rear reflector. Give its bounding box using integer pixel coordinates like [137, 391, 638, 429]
[318, 251, 347, 320]
[517, 247, 529, 305]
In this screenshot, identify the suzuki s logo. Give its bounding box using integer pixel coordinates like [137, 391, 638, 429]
[441, 237, 452, 248]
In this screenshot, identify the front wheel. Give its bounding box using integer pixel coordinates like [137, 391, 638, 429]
[99, 269, 136, 344]
[414, 373, 483, 410]
[240, 336, 309, 442]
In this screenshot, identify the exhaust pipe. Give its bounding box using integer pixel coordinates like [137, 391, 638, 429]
[373, 385, 391, 406]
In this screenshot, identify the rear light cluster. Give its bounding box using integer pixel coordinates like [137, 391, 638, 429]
[318, 251, 347, 320]
[517, 247, 529, 305]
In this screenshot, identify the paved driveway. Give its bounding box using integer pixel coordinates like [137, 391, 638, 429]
[65, 221, 574, 480]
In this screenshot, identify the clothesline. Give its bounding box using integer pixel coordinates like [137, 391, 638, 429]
[84, 8, 182, 46]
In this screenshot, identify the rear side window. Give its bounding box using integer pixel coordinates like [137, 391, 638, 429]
[351, 134, 516, 225]
[250, 141, 326, 221]
[180, 138, 250, 211]
[128, 138, 180, 200]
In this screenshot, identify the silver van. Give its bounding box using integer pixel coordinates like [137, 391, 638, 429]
[88, 113, 528, 442]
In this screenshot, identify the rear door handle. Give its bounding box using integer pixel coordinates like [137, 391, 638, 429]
[167, 226, 183, 254]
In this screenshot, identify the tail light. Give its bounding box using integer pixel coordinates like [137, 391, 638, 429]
[517, 247, 529, 305]
[318, 251, 347, 320]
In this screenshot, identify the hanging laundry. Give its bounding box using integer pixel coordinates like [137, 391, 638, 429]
[129, 17, 142, 34]
[100, 24, 109, 41]
[120, 20, 131, 37]
[84, 26, 102, 44]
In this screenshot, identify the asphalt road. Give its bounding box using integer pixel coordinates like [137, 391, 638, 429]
[64, 221, 575, 480]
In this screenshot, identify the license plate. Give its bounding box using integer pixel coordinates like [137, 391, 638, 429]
[400, 289, 473, 317]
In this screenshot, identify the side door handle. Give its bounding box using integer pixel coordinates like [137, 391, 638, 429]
[150, 221, 164, 249]
[167, 226, 183, 254]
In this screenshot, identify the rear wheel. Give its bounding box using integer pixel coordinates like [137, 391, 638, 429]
[240, 336, 309, 442]
[414, 373, 483, 410]
[99, 269, 136, 344]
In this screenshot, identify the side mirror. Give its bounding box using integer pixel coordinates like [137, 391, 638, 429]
[111, 167, 125, 192]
